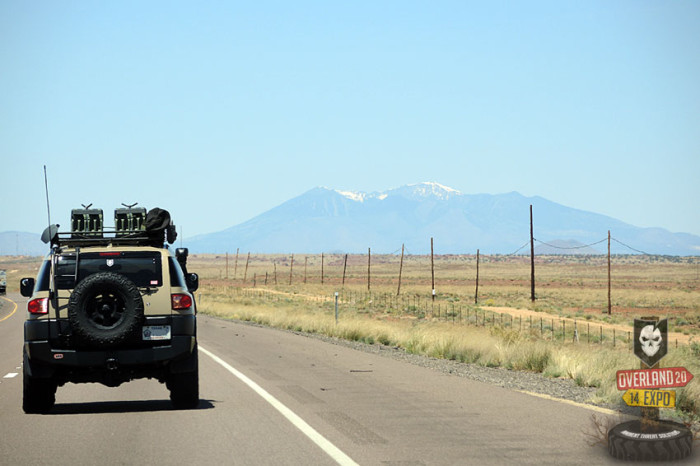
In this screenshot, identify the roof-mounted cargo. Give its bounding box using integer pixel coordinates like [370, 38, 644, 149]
[42, 204, 177, 249]
[71, 205, 103, 239]
[115, 204, 147, 237]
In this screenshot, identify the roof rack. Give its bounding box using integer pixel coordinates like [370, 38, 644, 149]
[42, 205, 176, 249]
[54, 229, 166, 248]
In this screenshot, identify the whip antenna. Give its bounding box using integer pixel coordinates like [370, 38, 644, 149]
[44, 165, 52, 230]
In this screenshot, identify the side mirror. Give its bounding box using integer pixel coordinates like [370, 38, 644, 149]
[186, 273, 199, 292]
[20, 278, 35, 297]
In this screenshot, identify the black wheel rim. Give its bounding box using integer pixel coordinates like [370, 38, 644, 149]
[85, 290, 126, 328]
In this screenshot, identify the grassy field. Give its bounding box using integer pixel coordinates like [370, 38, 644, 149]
[2, 252, 699, 420]
[190, 252, 700, 335]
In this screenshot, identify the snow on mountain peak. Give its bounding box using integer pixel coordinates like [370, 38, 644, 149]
[335, 190, 367, 202]
[409, 182, 461, 198]
[333, 182, 461, 202]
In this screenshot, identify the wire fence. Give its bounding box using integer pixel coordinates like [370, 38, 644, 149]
[198, 286, 691, 349]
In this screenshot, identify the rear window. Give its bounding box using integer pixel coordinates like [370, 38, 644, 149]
[36, 251, 163, 290]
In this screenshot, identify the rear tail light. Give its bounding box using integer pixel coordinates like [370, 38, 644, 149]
[171, 294, 192, 310]
[28, 298, 49, 314]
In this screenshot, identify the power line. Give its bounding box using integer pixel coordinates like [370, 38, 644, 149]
[533, 237, 608, 250]
[611, 237, 653, 255]
[506, 241, 531, 256]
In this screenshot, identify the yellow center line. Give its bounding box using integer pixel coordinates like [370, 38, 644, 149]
[0, 296, 18, 322]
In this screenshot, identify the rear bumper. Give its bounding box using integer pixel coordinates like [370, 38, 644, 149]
[25, 335, 196, 368]
[24, 315, 196, 369]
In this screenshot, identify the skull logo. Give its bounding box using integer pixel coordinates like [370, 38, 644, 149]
[639, 324, 662, 357]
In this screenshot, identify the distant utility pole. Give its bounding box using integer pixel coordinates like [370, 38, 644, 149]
[475, 249, 480, 304]
[431, 237, 435, 301]
[342, 254, 348, 286]
[530, 205, 535, 302]
[397, 244, 405, 296]
[367, 248, 371, 291]
[608, 230, 612, 315]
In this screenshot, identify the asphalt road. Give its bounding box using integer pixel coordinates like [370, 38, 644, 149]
[0, 293, 686, 465]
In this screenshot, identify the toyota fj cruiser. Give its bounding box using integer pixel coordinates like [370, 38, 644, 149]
[20, 205, 199, 413]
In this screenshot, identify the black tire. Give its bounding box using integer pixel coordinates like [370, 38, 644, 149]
[167, 344, 199, 409]
[608, 420, 692, 461]
[68, 272, 144, 349]
[23, 351, 56, 414]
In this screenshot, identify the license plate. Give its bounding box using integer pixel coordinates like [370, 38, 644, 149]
[142, 325, 171, 341]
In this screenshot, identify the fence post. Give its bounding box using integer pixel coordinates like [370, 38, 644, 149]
[335, 292, 339, 324]
[551, 319, 554, 341]
[244, 252, 250, 283]
[563, 320, 566, 342]
[397, 245, 404, 296]
[234, 248, 239, 280]
[289, 254, 294, 285]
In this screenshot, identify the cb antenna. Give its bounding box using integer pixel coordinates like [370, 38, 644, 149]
[44, 165, 52, 230]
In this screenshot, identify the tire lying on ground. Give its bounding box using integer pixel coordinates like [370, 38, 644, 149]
[68, 272, 144, 348]
[608, 419, 692, 461]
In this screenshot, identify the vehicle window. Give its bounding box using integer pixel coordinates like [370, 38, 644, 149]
[53, 252, 162, 289]
[168, 257, 186, 288]
[35, 260, 51, 292]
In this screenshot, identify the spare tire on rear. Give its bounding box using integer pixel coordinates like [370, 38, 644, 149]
[68, 272, 144, 349]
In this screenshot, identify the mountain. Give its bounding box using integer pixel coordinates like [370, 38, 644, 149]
[0, 231, 47, 256]
[185, 183, 700, 256]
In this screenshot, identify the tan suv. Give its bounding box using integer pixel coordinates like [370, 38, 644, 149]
[20, 206, 199, 413]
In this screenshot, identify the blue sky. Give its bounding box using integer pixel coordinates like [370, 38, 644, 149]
[1, 1, 698, 238]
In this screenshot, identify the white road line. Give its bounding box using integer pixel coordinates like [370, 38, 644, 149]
[199, 345, 358, 466]
[4, 373, 18, 379]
